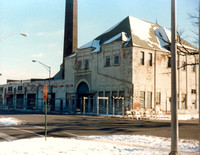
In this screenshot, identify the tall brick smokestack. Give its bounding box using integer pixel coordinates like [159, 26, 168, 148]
[63, 0, 78, 78]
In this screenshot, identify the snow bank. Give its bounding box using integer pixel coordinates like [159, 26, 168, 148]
[0, 135, 198, 155]
[150, 114, 199, 121]
[0, 117, 23, 126]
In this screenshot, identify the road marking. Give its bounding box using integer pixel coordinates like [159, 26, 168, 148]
[10, 127, 44, 137]
[60, 131, 78, 137]
[0, 132, 17, 141]
[33, 126, 44, 129]
[33, 126, 78, 137]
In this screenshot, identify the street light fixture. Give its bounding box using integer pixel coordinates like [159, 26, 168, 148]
[32, 60, 51, 77]
[0, 33, 28, 41]
[20, 33, 28, 37]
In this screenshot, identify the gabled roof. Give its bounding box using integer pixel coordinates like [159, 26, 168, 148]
[79, 16, 197, 52]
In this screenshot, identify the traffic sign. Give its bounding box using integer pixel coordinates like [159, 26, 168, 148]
[43, 84, 48, 101]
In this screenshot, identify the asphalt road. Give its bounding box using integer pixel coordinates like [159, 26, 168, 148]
[0, 111, 198, 142]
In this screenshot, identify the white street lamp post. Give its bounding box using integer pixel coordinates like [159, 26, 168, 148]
[32, 60, 51, 141]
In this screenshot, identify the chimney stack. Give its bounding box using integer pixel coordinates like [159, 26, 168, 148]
[63, 0, 78, 78]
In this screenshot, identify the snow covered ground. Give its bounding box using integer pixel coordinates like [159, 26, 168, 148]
[0, 135, 198, 155]
[0, 117, 24, 126]
[150, 114, 199, 120]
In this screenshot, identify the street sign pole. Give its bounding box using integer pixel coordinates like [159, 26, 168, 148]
[45, 100, 47, 141]
[43, 84, 48, 141]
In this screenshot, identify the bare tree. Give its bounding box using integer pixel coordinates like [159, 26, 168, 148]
[188, 8, 199, 45]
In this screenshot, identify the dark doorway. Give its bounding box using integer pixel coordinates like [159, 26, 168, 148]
[50, 93, 55, 111]
[76, 82, 89, 111]
[16, 94, 24, 109]
[27, 94, 36, 110]
[6, 95, 13, 109]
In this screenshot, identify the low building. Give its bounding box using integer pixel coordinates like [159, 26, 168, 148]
[0, 16, 198, 115]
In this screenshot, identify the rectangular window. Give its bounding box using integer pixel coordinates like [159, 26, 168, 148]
[18, 86, 23, 91]
[149, 53, 152, 66]
[114, 55, 119, 65]
[140, 51, 145, 65]
[105, 57, 110, 67]
[105, 91, 110, 98]
[8, 87, 12, 92]
[0, 87, 3, 92]
[140, 91, 145, 108]
[167, 57, 171, 67]
[156, 92, 161, 104]
[191, 89, 197, 94]
[99, 91, 103, 97]
[77, 61, 82, 70]
[147, 91, 152, 109]
[112, 91, 117, 97]
[85, 59, 89, 69]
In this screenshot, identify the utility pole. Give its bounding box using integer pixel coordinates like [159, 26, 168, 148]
[170, 0, 179, 154]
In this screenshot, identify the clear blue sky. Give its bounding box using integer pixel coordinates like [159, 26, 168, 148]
[0, 0, 198, 84]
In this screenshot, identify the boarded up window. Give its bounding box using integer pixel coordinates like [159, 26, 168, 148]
[140, 91, 145, 108]
[147, 92, 152, 109]
[156, 92, 161, 104]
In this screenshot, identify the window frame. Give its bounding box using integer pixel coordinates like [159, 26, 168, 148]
[18, 86, 23, 91]
[77, 60, 82, 70]
[105, 56, 111, 67]
[84, 59, 89, 69]
[8, 87, 13, 92]
[114, 55, 120, 65]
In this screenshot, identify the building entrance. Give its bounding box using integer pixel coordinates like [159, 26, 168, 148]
[76, 82, 89, 112]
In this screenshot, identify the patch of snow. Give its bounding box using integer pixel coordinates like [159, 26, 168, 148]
[0, 117, 23, 126]
[79, 40, 101, 53]
[129, 17, 153, 41]
[122, 32, 128, 42]
[154, 27, 170, 49]
[177, 44, 196, 50]
[154, 27, 176, 51]
[91, 40, 101, 53]
[0, 135, 198, 154]
[150, 114, 199, 121]
[123, 36, 131, 46]
[163, 28, 171, 43]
